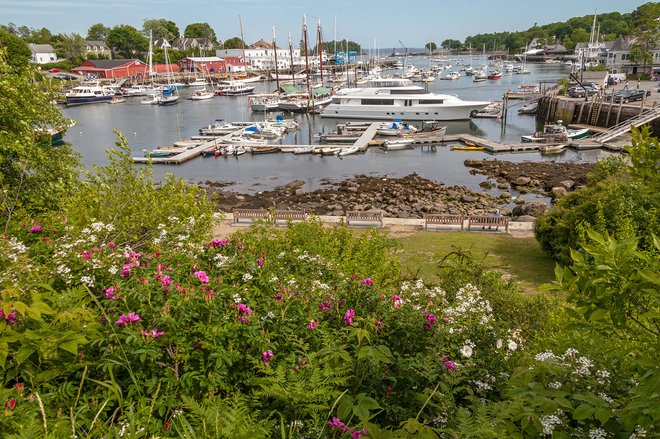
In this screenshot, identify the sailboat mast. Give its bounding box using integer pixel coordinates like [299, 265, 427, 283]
[239, 15, 247, 73]
[317, 18, 323, 83]
[288, 33, 295, 83]
[302, 15, 311, 104]
[148, 30, 153, 77]
[273, 26, 280, 92]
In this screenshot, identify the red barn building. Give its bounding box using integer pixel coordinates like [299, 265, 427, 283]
[72, 59, 181, 79]
[177, 56, 226, 73]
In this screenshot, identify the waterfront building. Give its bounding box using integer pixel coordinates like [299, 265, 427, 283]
[28, 43, 56, 64]
[605, 35, 660, 75]
[216, 39, 305, 71]
[72, 59, 180, 79]
[177, 56, 226, 73]
[172, 38, 215, 52]
[84, 41, 112, 59]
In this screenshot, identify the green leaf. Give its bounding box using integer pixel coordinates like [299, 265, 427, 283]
[573, 403, 594, 421]
[0, 341, 8, 369]
[589, 309, 609, 321]
[59, 340, 79, 355]
[16, 347, 35, 365]
[594, 407, 611, 424]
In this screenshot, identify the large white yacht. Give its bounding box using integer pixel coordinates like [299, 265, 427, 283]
[320, 78, 489, 121]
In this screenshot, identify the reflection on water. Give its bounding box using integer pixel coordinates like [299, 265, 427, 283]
[61, 58, 612, 194]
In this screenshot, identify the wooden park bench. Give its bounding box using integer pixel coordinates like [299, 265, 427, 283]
[467, 215, 509, 233]
[274, 210, 308, 225]
[346, 211, 384, 228]
[232, 208, 269, 224]
[425, 214, 464, 231]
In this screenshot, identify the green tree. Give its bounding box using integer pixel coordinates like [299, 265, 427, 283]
[86, 23, 110, 41]
[53, 33, 86, 60]
[183, 22, 217, 44]
[30, 27, 52, 44]
[0, 28, 31, 68]
[629, 2, 659, 75]
[425, 41, 437, 52]
[321, 40, 361, 53]
[0, 44, 80, 231]
[441, 39, 463, 51]
[106, 25, 149, 58]
[142, 18, 180, 41]
[223, 36, 245, 49]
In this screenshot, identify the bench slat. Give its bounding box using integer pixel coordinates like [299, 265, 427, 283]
[346, 211, 383, 228]
[425, 214, 464, 230]
[467, 215, 509, 232]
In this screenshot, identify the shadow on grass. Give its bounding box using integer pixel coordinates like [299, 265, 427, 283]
[397, 231, 556, 293]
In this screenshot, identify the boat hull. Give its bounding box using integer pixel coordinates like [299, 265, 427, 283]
[66, 95, 113, 106]
[321, 103, 488, 121]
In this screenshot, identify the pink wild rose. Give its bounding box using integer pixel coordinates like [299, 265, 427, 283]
[307, 320, 318, 329]
[29, 225, 42, 233]
[193, 270, 209, 284]
[344, 309, 356, 325]
[114, 312, 141, 325]
[261, 350, 274, 365]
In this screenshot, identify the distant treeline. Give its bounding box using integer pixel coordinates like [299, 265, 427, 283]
[453, 9, 644, 53]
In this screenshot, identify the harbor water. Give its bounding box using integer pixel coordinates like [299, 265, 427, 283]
[61, 57, 613, 194]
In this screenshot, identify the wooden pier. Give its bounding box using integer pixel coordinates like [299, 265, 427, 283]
[353, 122, 380, 151]
[133, 120, 631, 165]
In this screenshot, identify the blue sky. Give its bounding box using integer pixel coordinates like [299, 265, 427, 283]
[0, 0, 646, 47]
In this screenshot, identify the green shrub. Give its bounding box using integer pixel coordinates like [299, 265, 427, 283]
[64, 132, 215, 251]
[535, 127, 660, 263]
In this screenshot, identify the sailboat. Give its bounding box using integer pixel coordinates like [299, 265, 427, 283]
[157, 44, 179, 105]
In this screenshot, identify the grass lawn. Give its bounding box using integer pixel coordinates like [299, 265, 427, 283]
[397, 231, 556, 293]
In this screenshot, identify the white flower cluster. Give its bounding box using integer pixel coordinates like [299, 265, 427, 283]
[213, 253, 230, 268]
[589, 427, 608, 439]
[312, 279, 330, 291]
[534, 348, 595, 378]
[79, 275, 95, 288]
[6, 237, 27, 262]
[548, 381, 563, 390]
[232, 294, 243, 304]
[596, 369, 611, 385]
[445, 284, 493, 329]
[261, 311, 275, 321]
[540, 414, 562, 436]
[629, 426, 647, 438]
[242, 273, 253, 282]
[400, 279, 445, 300]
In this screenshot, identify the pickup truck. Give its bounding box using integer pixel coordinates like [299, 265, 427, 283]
[606, 89, 651, 103]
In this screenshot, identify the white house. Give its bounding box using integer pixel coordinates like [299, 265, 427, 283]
[28, 44, 56, 64]
[216, 39, 306, 70]
[605, 35, 660, 74]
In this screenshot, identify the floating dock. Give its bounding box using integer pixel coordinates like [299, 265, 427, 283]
[133, 120, 630, 165]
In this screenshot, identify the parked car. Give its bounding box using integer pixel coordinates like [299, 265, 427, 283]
[53, 73, 78, 80]
[48, 68, 61, 73]
[568, 82, 601, 98]
[606, 89, 651, 103]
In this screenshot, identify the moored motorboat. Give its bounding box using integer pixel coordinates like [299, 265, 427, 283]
[191, 89, 214, 100]
[108, 96, 126, 104]
[321, 78, 488, 121]
[521, 123, 589, 143]
[451, 144, 485, 151]
[65, 83, 114, 106]
[336, 145, 360, 156]
[382, 138, 415, 150]
[540, 143, 567, 154]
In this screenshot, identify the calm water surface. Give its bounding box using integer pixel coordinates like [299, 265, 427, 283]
[61, 57, 612, 194]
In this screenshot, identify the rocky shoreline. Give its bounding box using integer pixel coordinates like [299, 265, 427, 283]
[201, 159, 595, 222]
